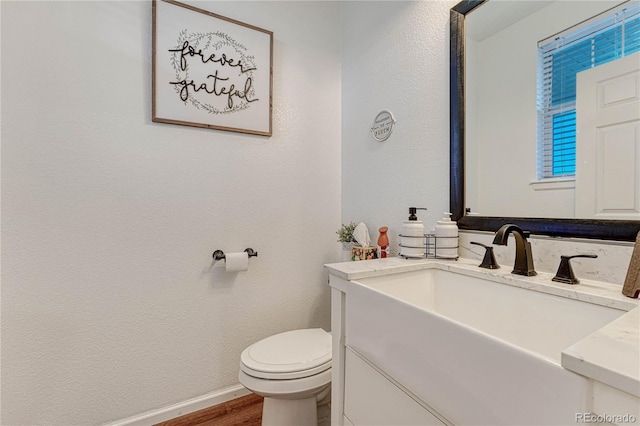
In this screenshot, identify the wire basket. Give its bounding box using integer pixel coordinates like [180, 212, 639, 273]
[398, 234, 459, 259]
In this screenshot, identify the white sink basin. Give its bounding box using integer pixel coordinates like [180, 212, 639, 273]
[346, 267, 627, 425]
[353, 268, 623, 363]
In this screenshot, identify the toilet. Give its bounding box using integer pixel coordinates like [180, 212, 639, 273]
[238, 328, 332, 426]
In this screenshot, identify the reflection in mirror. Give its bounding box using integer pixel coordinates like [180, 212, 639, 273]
[464, 0, 639, 220]
[450, 0, 640, 241]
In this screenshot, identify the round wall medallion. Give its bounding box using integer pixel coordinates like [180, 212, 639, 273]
[371, 110, 396, 142]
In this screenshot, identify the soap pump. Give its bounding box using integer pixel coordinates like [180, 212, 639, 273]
[434, 212, 459, 259]
[400, 207, 427, 258]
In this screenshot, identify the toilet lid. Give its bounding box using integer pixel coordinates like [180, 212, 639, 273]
[240, 328, 331, 380]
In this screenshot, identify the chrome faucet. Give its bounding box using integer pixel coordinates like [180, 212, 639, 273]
[492, 224, 537, 276]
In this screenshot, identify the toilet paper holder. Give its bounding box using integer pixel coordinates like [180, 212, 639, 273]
[212, 248, 258, 261]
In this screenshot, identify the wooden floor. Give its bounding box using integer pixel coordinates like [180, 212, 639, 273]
[154, 393, 263, 426]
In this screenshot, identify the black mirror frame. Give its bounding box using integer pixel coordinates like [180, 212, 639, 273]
[450, 0, 640, 242]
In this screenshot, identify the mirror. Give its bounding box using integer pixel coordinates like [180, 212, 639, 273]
[450, 0, 640, 241]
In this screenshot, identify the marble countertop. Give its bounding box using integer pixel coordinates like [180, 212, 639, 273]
[563, 308, 639, 397]
[325, 257, 640, 398]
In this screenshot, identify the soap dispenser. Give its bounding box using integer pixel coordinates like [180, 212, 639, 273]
[400, 207, 427, 258]
[434, 212, 458, 259]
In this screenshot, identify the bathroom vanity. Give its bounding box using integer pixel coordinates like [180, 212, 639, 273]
[325, 258, 640, 426]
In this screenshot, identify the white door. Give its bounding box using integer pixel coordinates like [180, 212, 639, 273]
[575, 52, 640, 219]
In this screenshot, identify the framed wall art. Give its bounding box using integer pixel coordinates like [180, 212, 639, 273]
[152, 0, 273, 136]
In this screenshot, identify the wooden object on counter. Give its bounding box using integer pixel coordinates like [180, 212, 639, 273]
[378, 226, 389, 258]
[622, 231, 640, 298]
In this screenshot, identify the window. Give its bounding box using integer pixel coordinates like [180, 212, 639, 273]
[537, 3, 640, 180]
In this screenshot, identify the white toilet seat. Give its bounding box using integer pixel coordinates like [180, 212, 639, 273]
[240, 328, 331, 380]
[239, 367, 332, 399]
[241, 359, 331, 380]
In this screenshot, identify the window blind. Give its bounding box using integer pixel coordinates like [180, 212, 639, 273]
[537, 2, 640, 179]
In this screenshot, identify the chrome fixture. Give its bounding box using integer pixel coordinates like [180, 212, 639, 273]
[492, 224, 536, 276]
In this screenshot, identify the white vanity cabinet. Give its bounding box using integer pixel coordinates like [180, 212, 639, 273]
[563, 307, 640, 425]
[330, 274, 449, 426]
[327, 258, 640, 426]
[343, 347, 446, 426]
[591, 382, 640, 425]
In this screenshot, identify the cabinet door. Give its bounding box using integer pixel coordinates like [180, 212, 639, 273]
[591, 381, 640, 425]
[344, 348, 446, 426]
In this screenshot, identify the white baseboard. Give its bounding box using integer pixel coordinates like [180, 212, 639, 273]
[103, 384, 251, 426]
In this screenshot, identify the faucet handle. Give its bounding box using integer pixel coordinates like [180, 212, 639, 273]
[552, 254, 598, 285]
[470, 241, 500, 269]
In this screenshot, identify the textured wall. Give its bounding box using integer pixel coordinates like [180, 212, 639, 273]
[341, 0, 457, 253]
[0, 1, 341, 424]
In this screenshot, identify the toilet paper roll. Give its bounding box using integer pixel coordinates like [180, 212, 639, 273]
[225, 252, 249, 272]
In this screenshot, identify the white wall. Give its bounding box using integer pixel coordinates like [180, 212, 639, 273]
[0, 1, 341, 424]
[341, 0, 457, 253]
